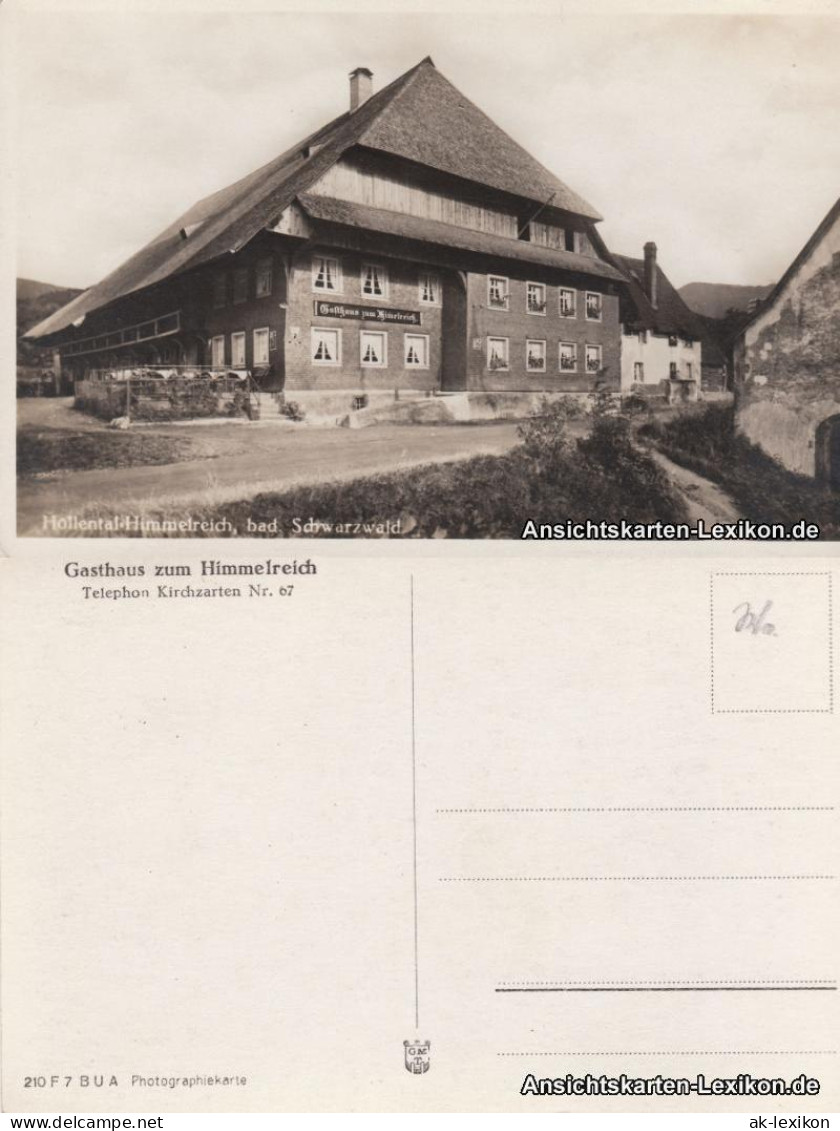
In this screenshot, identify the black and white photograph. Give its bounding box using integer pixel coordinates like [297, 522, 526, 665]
[2, 6, 839, 1125]
[13, 10, 840, 539]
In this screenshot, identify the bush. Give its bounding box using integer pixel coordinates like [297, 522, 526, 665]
[280, 400, 305, 422]
[516, 395, 582, 471]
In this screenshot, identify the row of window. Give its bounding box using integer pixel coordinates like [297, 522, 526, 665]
[312, 256, 442, 305]
[210, 328, 274, 368]
[632, 361, 695, 381]
[489, 337, 603, 374]
[312, 328, 430, 369]
[213, 260, 274, 308]
[490, 277, 603, 320]
[310, 328, 606, 373]
[311, 256, 605, 320]
[624, 327, 696, 348]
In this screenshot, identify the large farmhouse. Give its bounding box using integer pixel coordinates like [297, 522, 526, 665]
[25, 58, 628, 414]
[733, 196, 840, 487]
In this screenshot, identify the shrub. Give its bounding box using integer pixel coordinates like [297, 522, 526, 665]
[280, 400, 305, 422]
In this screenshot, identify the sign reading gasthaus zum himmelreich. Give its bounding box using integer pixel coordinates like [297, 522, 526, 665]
[313, 301, 422, 325]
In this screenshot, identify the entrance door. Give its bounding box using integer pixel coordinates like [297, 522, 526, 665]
[440, 272, 467, 391]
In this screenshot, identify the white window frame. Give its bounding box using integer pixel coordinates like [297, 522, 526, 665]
[253, 327, 270, 367]
[311, 255, 343, 294]
[418, 271, 441, 306]
[487, 275, 509, 311]
[255, 258, 273, 298]
[585, 343, 603, 374]
[559, 288, 577, 318]
[404, 333, 430, 370]
[487, 336, 510, 371]
[526, 339, 547, 373]
[526, 282, 547, 316]
[559, 341, 578, 373]
[633, 361, 645, 383]
[360, 329, 388, 369]
[232, 268, 249, 305]
[585, 291, 603, 322]
[311, 327, 342, 367]
[231, 331, 246, 368]
[212, 273, 227, 309]
[361, 262, 389, 300]
[558, 341, 578, 373]
[210, 335, 225, 367]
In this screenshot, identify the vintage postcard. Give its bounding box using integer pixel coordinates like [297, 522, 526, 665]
[1, 0, 838, 1121]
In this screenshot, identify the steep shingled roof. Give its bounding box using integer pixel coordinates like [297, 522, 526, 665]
[298, 194, 623, 281]
[26, 57, 602, 341]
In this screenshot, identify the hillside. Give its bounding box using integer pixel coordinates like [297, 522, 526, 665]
[17, 278, 85, 368]
[678, 281, 774, 320]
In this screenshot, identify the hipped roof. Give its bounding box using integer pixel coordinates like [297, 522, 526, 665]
[298, 194, 624, 281]
[26, 57, 602, 341]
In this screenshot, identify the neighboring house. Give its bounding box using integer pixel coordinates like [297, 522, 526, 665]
[611, 244, 722, 396]
[24, 58, 627, 413]
[733, 196, 840, 487]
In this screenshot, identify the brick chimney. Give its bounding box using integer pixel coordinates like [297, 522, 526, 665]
[349, 67, 373, 112]
[643, 241, 658, 308]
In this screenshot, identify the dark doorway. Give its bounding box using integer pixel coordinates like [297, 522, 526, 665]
[815, 414, 840, 491]
[440, 272, 467, 391]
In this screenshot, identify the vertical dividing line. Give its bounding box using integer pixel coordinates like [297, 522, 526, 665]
[410, 574, 420, 1030]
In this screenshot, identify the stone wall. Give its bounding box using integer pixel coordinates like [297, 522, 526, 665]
[735, 214, 840, 479]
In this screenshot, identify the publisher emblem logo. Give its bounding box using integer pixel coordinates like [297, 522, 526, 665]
[403, 1039, 430, 1074]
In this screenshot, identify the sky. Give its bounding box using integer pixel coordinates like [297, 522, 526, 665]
[10, 9, 840, 291]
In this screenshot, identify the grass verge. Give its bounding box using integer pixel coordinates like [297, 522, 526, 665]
[17, 426, 200, 476]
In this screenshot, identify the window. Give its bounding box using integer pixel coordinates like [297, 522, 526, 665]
[360, 330, 387, 368]
[212, 273, 227, 309]
[686, 362, 693, 380]
[210, 335, 225, 367]
[639, 330, 648, 344]
[311, 327, 341, 365]
[231, 332, 246, 368]
[585, 344, 603, 374]
[559, 341, 577, 372]
[669, 361, 679, 378]
[633, 361, 645, 383]
[559, 288, 576, 318]
[419, 272, 440, 305]
[526, 339, 546, 372]
[312, 256, 341, 293]
[668, 334, 679, 347]
[404, 334, 429, 369]
[487, 337, 509, 371]
[488, 276, 509, 310]
[362, 263, 388, 299]
[253, 328, 270, 366]
[585, 292, 602, 321]
[526, 282, 547, 315]
[233, 268, 248, 305]
[255, 258, 273, 298]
